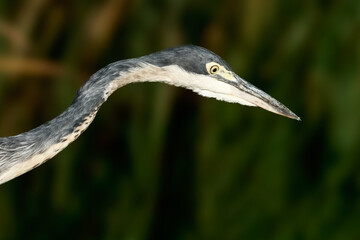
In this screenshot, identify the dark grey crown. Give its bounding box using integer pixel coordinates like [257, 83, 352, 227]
[143, 45, 231, 75]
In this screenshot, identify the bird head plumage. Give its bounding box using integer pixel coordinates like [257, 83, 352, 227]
[143, 45, 300, 120]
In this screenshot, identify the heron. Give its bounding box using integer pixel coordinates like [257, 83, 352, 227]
[0, 45, 300, 185]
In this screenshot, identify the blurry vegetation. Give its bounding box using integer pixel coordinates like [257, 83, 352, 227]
[0, 0, 359, 239]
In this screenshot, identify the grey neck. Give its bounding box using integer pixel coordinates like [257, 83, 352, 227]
[0, 58, 140, 184]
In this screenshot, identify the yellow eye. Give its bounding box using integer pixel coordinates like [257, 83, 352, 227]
[209, 64, 220, 74]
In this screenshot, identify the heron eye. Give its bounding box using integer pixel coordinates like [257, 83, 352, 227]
[209, 65, 220, 74]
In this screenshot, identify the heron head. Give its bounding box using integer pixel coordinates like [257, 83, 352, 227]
[144, 45, 300, 120]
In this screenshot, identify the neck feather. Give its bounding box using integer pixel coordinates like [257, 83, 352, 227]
[0, 57, 198, 184]
[0, 59, 146, 184]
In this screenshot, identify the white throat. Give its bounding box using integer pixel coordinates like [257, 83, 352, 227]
[106, 63, 255, 106]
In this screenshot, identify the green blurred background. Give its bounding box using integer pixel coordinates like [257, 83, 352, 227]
[0, 0, 359, 239]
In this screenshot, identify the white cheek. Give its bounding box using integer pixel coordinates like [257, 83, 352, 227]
[194, 85, 256, 106]
[110, 63, 256, 107]
[162, 66, 255, 106]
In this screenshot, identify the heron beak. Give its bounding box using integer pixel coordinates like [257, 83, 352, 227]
[233, 74, 301, 120]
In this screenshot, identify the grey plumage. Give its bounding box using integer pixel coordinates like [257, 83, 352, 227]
[144, 45, 229, 74]
[0, 45, 299, 184]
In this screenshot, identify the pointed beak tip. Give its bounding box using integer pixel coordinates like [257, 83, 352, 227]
[286, 112, 301, 121]
[233, 74, 301, 121]
[292, 115, 302, 121]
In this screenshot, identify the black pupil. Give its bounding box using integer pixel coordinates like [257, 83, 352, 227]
[212, 67, 217, 73]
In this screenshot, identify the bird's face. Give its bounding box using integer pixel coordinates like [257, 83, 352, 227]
[145, 45, 300, 120]
[198, 60, 300, 120]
